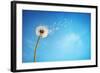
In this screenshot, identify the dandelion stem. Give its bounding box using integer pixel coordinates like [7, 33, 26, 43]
[34, 36, 41, 62]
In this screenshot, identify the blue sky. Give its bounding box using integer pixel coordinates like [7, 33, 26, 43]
[22, 10, 91, 63]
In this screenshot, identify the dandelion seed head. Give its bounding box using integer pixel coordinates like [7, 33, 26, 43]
[36, 25, 49, 38]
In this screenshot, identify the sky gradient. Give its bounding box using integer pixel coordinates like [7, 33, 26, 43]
[22, 10, 91, 63]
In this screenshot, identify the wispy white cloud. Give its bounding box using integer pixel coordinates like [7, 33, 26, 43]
[55, 33, 83, 49]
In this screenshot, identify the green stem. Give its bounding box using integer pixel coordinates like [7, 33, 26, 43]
[34, 36, 41, 62]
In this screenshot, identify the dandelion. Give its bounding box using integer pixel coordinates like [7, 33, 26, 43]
[34, 25, 49, 62]
[36, 26, 48, 38]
